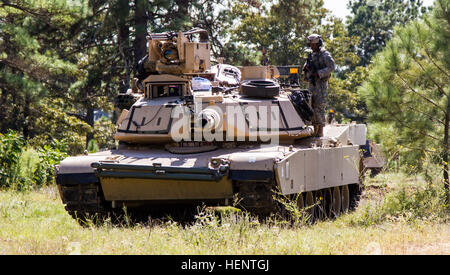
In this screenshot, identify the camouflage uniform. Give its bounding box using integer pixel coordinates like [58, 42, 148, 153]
[304, 48, 335, 126]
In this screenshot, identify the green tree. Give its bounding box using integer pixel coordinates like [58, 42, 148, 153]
[134, 0, 148, 63]
[359, 0, 449, 193]
[347, 0, 428, 66]
[232, 0, 328, 65]
[0, 0, 92, 153]
[319, 16, 360, 72]
[328, 66, 369, 123]
[189, 0, 240, 60]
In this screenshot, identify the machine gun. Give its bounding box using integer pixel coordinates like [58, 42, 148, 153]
[303, 53, 318, 86]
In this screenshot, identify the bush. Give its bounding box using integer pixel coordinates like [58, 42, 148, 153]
[93, 116, 116, 150]
[351, 172, 449, 226]
[33, 139, 69, 186]
[382, 181, 449, 222]
[0, 131, 68, 190]
[0, 130, 25, 189]
[87, 139, 99, 153]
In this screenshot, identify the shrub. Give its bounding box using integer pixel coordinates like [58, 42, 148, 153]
[382, 181, 449, 222]
[351, 172, 449, 226]
[93, 116, 116, 150]
[87, 139, 99, 153]
[0, 130, 68, 190]
[0, 130, 25, 189]
[34, 140, 69, 186]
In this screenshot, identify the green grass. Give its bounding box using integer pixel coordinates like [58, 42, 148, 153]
[0, 172, 449, 255]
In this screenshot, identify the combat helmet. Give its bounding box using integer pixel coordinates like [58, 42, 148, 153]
[307, 34, 323, 47]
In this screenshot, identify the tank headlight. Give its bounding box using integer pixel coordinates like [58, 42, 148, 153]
[210, 158, 220, 168]
[219, 165, 229, 173]
[210, 158, 229, 170]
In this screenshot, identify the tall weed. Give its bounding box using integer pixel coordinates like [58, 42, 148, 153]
[34, 140, 68, 186]
[382, 181, 449, 222]
[350, 172, 449, 226]
[0, 130, 25, 189]
[0, 131, 68, 190]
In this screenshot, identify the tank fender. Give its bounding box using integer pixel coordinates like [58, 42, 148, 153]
[56, 155, 110, 186]
[275, 146, 360, 195]
[227, 152, 283, 182]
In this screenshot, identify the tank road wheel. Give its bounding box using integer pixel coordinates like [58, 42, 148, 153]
[59, 183, 111, 225]
[341, 185, 350, 213]
[304, 192, 315, 223]
[332, 187, 341, 218]
[349, 183, 362, 211]
[297, 193, 305, 209]
[234, 181, 280, 217]
[315, 190, 325, 220]
[323, 188, 333, 218]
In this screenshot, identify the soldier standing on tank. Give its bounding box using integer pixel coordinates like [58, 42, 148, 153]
[302, 34, 335, 137]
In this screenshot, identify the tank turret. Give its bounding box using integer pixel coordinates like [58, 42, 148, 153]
[56, 28, 367, 223]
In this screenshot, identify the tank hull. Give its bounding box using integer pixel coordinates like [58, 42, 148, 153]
[56, 133, 364, 218]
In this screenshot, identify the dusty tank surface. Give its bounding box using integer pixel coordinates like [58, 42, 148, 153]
[56, 28, 367, 222]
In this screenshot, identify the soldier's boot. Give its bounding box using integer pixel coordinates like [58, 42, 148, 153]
[318, 125, 324, 137]
[313, 124, 324, 137]
[313, 124, 319, 137]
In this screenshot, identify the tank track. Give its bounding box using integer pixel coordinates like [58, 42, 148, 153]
[233, 181, 281, 217]
[234, 181, 362, 220]
[59, 183, 111, 224]
[348, 183, 363, 211]
[59, 182, 202, 224]
[59, 179, 363, 224]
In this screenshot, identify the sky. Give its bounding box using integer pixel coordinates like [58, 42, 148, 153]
[323, 0, 436, 21]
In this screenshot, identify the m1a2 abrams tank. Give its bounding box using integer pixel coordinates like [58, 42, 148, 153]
[56, 28, 367, 222]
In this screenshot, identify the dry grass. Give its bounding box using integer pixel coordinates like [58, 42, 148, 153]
[0, 173, 449, 255]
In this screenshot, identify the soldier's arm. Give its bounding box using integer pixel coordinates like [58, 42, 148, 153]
[318, 51, 335, 79]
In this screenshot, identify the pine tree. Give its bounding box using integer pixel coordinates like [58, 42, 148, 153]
[347, 0, 429, 66]
[232, 0, 328, 65]
[360, 0, 450, 194]
[0, 0, 92, 153]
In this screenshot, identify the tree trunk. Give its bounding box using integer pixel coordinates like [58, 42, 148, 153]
[23, 96, 31, 139]
[444, 97, 450, 202]
[0, 89, 8, 133]
[85, 107, 94, 150]
[114, 0, 131, 93]
[133, 0, 147, 68]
